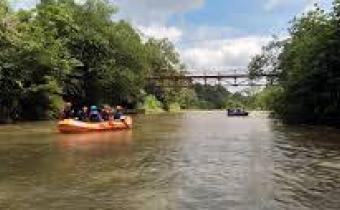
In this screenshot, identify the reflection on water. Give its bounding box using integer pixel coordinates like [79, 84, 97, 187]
[58, 131, 133, 151]
[0, 112, 340, 209]
[271, 123, 340, 210]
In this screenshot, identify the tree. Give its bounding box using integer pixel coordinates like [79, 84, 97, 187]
[194, 84, 231, 109]
[0, 0, 193, 121]
[0, 1, 24, 122]
[249, 1, 340, 123]
[145, 38, 187, 109]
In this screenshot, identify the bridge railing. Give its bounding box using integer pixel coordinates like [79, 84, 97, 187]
[147, 70, 278, 87]
[180, 69, 247, 75]
[149, 71, 278, 79]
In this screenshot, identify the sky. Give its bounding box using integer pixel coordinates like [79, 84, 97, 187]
[11, 0, 333, 71]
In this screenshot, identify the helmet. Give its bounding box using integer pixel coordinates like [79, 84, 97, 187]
[90, 105, 97, 111]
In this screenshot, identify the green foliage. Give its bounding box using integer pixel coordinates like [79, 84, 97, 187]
[252, 87, 283, 110]
[225, 92, 254, 109]
[144, 38, 188, 109]
[0, 1, 24, 122]
[139, 95, 163, 113]
[146, 38, 183, 76]
[177, 89, 199, 109]
[2, 0, 293, 121]
[20, 77, 63, 120]
[191, 84, 257, 110]
[225, 99, 243, 110]
[194, 84, 231, 109]
[168, 103, 181, 112]
[249, 1, 340, 123]
[0, 0, 188, 121]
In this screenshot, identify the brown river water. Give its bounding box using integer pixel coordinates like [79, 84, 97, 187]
[0, 111, 340, 210]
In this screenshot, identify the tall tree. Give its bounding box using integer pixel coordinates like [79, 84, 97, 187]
[249, 1, 340, 123]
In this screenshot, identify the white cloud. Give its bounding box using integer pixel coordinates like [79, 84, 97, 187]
[264, 0, 311, 11]
[138, 25, 183, 43]
[302, 1, 317, 13]
[301, 0, 330, 13]
[114, 0, 204, 25]
[264, 0, 282, 11]
[264, 0, 331, 12]
[116, 1, 271, 75]
[136, 24, 267, 70]
[9, 0, 274, 70]
[10, 0, 39, 10]
[181, 25, 237, 43]
[181, 36, 271, 69]
[136, 24, 271, 70]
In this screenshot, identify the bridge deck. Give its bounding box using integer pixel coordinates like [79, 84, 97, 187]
[148, 73, 278, 80]
[147, 72, 278, 87]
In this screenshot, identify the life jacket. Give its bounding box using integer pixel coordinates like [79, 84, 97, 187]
[101, 110, 112, 121]
[89, 110, 102, 122]
[78, 110, 89, 121]
[61, 109, 74, 120]
[114, 111, 123, 120]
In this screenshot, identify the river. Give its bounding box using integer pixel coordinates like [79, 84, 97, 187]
[0, 111, 339, 209]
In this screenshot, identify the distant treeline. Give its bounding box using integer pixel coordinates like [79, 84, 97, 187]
[193, 84, 256, 110]
[249, 0, 340, 124]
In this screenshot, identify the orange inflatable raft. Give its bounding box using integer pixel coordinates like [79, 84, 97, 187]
[58, 117, 133, 134]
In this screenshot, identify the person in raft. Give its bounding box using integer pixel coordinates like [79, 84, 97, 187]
[113, 105, 125, 120]
[101, 105, 113, 121]
[89, 105, 103, 122]
[60, 102, 74, 120]
[77, 105, 89, 122]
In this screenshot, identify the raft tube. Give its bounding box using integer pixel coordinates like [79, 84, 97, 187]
[58, 117, 133, 134]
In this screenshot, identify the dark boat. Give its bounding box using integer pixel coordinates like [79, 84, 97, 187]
[227, 109, 249, 117]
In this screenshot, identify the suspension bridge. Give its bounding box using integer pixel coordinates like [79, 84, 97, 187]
[148, 70, 278, 88]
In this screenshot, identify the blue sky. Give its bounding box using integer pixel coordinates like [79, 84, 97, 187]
[12, 0, 333, 69]
[179, 0, 301, 35]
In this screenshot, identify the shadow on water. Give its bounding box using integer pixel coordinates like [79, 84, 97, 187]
[57, 131, 133, 152]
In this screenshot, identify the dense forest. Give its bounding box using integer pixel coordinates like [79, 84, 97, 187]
[249, 0, 340, 123]
[0, 0, 194, 122]
[0, 0, 247, 122]
[3, 0, 337, 124]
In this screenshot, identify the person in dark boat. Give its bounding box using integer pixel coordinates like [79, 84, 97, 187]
[60, 102, 74, 120]
[227, 107, 249, 116]
[89, 105, 103, 122]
